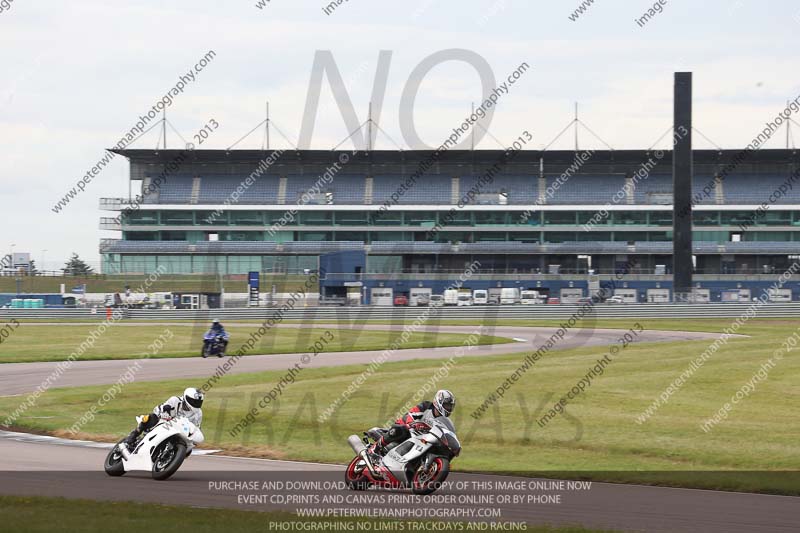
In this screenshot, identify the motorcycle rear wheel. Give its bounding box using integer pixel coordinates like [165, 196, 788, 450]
[344, 455, 370, 491]
[151, 439, 187, 480]
[103, 440, 126, 477]
[411, 457, 450, 495]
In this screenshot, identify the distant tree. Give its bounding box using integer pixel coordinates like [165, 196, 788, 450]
[27, 259, 39, 275]
[62, 253, 94, 276]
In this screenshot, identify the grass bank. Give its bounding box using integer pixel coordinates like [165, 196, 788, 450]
[2, 319, 798, 494]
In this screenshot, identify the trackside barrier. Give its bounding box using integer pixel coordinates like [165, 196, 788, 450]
[2, 303, 800, 320]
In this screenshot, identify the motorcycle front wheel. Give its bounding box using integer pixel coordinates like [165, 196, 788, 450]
[411, 457, 450, 495]
[151, 439, 187, 480]
[103, 440, 126, 477]
[344, 455, 371, 491]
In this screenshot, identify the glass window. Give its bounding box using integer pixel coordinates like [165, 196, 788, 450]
[160, 231, 186, 241]
[157, 255, 193, 274]
[162, 212, 194, 225]
[297, 232, 331, 241]
[475, 232, 506, 242]
[194, 211, 228, 225]
[720, 211, 753, 226]
[436, 231, 470, 243]
[544, 212, 577, 225]
[334, 231, 367, 242]
[763, 211, 791, 225]
[582, 231, 612, 242]
[613, 212, 647, 225]
[221, 231, 261, 241]
[692, 231, 727, 243]
[406, 211, 437, 226]
[299, 211, 333, 225]
[125, 211, 158, 225]
[508, 232, 539, 243]
[577, 211, 607, 225]
[370, 231, 410, 242]
[750, 231, 791, 241]
[649, 212, 673, 225]
[647, 231, 672, 241]
[693, 211, 718, 225]
[230, 211, 263, 225]
[612, 231, 648, 242]
[512, 211, 541, 226]
[368, 255, 403, 273]
[441, 210, 471, 225]
[543, 232, 576, 243]
[369, 210, 403, 226]
[227, 256, 262, 274]
[474, 212, 507, 225]
[121, 255, 158, 274]
[264, 212, 283, 225]
[125, 231, 157, 241]
[336, 211, 369, 225]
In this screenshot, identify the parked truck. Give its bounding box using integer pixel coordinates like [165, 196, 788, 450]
[500, 287, 520, 305]
[443, 289, 460, 305]
[457, 291, 473, 306]
[472, 289, 488, 305]
[520, 290, 544, 305]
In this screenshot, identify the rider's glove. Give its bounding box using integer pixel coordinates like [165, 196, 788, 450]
[409, 421, 430, 433]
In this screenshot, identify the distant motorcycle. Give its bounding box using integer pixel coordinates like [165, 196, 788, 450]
[202, 330, 228, 358]
[346, 415, 461, 495]
[104, 415, 204, 480]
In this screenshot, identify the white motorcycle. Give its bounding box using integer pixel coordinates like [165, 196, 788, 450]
[104, 416, 204, 480]
[346, 415, 461, 495]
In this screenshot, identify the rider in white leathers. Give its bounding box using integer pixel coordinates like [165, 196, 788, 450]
[122, 388, 204, 449]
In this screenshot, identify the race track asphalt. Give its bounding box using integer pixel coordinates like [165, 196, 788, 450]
[0, 431, 796, 533]
[0, 324, 727, 395]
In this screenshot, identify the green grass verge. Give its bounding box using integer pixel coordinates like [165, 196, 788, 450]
[0, 324, 510, 363]
[2, 319, 798, 494]
[0, 496, 607, 533]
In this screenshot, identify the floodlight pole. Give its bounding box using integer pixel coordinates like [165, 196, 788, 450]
[367, 101, 373, 151]
[574, 102, 579, 151]
[266, 101, 271, 151]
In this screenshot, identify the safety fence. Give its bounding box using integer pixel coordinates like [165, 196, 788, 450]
[2, 303, 800, 320]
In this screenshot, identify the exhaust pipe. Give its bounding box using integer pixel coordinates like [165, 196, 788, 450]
[347, 434, 366, 454]
[119, 443, 131, 460]
[347, 434, 380, 478]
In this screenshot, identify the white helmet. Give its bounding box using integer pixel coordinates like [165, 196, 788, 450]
[183, 387, 204, 410]
[433, 389, 455, 417]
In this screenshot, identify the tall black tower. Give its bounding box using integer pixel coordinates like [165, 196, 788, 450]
[672, 72, 693, 299]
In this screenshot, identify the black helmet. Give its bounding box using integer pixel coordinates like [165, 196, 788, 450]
[434, 389, 455, 417]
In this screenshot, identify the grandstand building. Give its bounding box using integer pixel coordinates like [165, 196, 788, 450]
[99, 148, 800, 303]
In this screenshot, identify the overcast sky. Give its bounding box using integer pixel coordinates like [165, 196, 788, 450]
[2, 0, 799, 268]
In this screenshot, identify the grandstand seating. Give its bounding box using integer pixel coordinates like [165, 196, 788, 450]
[285, 174, 366, 204]
[545, 174, 626, 204]
[150, 176, 194, 204]
[102, 239, 799, 255]
[371, 175, 453, 204]
[197, 175, 281, 204]
[139, 172, 800, 206]
[722, 173, 800, 204]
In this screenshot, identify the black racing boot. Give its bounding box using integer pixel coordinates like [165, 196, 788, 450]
[122, 430, 139, 451]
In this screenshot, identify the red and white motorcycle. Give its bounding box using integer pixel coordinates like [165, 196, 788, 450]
[346, 415, 461, 495]
[104, 416, 204, 480]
